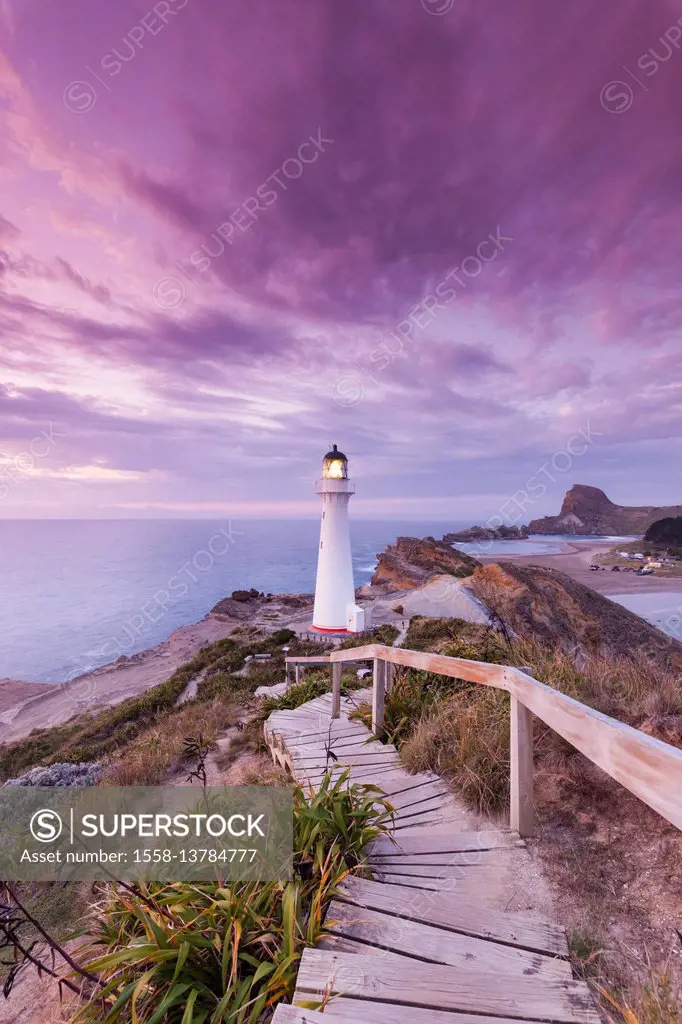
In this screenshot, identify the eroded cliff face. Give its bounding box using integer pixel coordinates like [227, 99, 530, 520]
[371, 536, 480, 591]
[470, 561, 682, 670]
[528, 484, 682, 536]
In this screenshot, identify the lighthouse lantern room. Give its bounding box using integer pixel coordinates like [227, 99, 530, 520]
[312, 445, 366, 634]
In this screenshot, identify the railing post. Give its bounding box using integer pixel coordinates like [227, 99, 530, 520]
[385, 662, 394, 696]
[372, 658, 386, 737]
[331, 662, 341, 719]
[295, 665, 301, 685]
[510, 695, 534, 837]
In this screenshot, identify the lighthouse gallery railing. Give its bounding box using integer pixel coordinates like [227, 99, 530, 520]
[284, 644, 682, 837]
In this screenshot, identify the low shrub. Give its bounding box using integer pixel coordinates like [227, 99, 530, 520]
[337, 623, 399, 649]
[73, 771, 393, 1023]
[270, 628, 297, 645]
[259, 676, 330, 716]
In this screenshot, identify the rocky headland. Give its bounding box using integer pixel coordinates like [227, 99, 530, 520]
[370, 536, 480, 590]
[444, 524, 529, 542]
[528, 483, 682, 536]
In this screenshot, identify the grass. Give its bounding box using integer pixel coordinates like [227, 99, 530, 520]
[337, 623, 400, 649]
[259, 676, 330, 715]
[72, 771, 393, 1023]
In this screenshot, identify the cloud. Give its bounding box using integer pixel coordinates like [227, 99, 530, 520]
[2, 0, 682, 515]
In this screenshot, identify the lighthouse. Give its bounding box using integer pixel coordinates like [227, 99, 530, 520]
[312, 444, 366, 634]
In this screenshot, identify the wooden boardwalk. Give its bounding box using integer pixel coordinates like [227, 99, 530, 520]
[265, 689, 600, 1024]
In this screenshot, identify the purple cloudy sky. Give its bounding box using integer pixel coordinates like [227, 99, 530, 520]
[1, 0, 682, 519]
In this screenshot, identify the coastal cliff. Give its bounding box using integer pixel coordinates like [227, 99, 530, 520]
[371, 536, 480, 590]
[471, 560, 682, 670]
[528, 484, 682, 536]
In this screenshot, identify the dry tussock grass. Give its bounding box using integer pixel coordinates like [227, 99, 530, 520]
[102, 698, 236, 785]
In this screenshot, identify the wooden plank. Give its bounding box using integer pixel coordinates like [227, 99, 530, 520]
[276, 724, 369, 743]
[302, 763, 403, 783]
[372, 657, 386, 736]
[329, 644, 510, 688]
[324, 901, 571, 979]
[378, 780, 453, 810]
[370, 830, 520, 856]
[295, 949, 600, 1023]
[355, 770, 443, 797]
[391, 812, 467, 831]
[291, 735, 395, 754]
[331, 662, 342, 719]
[389, 795, 467, 820]
[279, 999, 577, 1023]
[337, 877, 569, 957]
[369, 860, 507, 881]
[281, 999, 563, 1024]
[369, 850, 507, 868]
[372, 872, 506, 899]
[292, 750, 401, 767]
[510, 696, 534, 837]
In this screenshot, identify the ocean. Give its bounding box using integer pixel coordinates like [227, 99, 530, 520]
[0, 518, 468, 683]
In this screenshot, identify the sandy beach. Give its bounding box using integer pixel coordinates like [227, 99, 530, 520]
[479, 540, 682, 596]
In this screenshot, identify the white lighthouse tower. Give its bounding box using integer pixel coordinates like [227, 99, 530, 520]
[312, 444, 366, 634]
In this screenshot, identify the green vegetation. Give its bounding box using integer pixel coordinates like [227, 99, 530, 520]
[259, 676, 330, 715]
[644, 516, 682, 552]
[73, 771, 393, 1023]
[337, 623, 400, 649]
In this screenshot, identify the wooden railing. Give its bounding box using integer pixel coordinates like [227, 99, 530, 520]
[285, 644, 682, 837]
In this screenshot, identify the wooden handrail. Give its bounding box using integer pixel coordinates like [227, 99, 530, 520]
[285, 645, 682, 835]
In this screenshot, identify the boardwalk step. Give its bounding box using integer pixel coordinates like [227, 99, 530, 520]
[294, 948, 601, 1024]
[337, 877, 569, 956]
[322, 900, 571, 978]
[274, 1001, 576, 1023]
[369, 868, 507, 899]
[267, 686, 597, 1024]
[369, 829, 522, 855]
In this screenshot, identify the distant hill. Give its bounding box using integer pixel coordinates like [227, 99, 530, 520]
[644, 516, 682, 547]
[527, 484, 682, 536]
[444, 524, 529, 542]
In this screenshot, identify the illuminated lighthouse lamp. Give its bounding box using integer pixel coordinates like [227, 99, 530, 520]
[312, 444, 366, 634]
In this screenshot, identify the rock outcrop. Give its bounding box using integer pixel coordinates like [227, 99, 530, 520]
[528, 484, 682, 536]
[371, 536, 480, 591]
[470, 561, 682, 670]
[444, 525, 529, 542]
